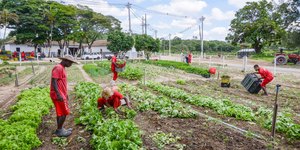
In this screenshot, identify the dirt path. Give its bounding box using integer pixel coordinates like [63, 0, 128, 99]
[76, 65, 93, 82]
[0, 66, 46, 110]
[37, 93, 91, 150]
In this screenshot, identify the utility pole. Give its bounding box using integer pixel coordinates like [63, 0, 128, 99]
[199, 16, 205, 58]
[142, 16, 144, 34]
[155, 30, 157, 39]
[126, 2, 132, 35]
[145, 14, 147, 35]
[169, 34, 171, 56]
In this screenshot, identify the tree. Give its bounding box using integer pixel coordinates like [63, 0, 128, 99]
[4, 0, 50, 51]
[43, 1, 76, 57]
[226, 0, 285, 53]
[135, 34, 160, 59]
[107, 30, 134, 53]
[0, 9, 18, 40]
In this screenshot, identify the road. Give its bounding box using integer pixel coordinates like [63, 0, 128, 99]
[160, 55, 300, 76]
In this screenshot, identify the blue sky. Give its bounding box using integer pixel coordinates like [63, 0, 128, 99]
[58, 0, 265, 41]
[1, 0, 274, 41]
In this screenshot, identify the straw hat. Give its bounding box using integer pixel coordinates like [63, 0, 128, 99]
[59, 55, 78, 64]
[102, 87, 114, 99]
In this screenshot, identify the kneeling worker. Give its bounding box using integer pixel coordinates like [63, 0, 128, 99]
[97, 87, 132, 114]
[254, 64, 274, 96]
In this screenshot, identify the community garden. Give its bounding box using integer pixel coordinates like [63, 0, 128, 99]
[0, 58, 299, 150]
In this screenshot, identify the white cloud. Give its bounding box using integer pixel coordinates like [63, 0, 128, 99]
[61, 0, 128, 17]
[228, 0, 261, 8]
[152, 22, 172, 29]
[149, 0, 207, 16]
[170, 18, 197, 28]
[210, 8, 235, 21]
[192, 27, 229, 41]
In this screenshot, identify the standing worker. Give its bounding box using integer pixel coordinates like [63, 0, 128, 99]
[50, 55, 78, 137]
[254, 64, 274, 96]
[111, 52, 118, 81]
[21, 51, 25, 61]
[188, 51, 192, 65]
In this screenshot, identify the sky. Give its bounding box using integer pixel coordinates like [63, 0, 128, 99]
[0, 0, 282, 41]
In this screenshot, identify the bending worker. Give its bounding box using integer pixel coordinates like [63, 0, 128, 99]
[97, 86, 132, 114]
[254, 64, 274, 96]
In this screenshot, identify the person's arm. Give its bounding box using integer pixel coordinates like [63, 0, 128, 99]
[51, 78, 63, 101]
[123, 97, 132, 109]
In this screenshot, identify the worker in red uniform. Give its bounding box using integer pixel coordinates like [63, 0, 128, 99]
[50, 55, 78, 137]
[111, 52, 118, 81]
[97, 86, 132, 114]
[13, 51, 17, 59]
[254, 64, 274, 96]
[21, 51, 25, 61]
[30, 51, 35, 57]
[188, 51, 192, 65]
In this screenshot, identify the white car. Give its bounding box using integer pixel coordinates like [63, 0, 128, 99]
[81, 52, 102, 60]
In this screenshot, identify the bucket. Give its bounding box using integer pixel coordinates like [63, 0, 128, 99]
[209, 67, 216, 75]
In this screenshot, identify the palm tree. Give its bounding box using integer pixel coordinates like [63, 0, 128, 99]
[0, 9, 18, 40]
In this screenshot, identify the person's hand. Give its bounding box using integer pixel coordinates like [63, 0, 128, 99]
[57, 94, 64, 101]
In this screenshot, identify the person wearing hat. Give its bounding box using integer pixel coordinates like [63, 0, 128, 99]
[97, 86, 132, 114]
[50, 55, 78, 137]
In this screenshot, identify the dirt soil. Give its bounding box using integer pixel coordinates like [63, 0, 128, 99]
[37, 92, 91, 150]
[135, 110, 267, 150]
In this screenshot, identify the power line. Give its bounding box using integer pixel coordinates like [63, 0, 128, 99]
[132, 4, 195, 19]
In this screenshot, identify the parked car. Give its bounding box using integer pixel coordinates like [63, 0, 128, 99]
[81, 52, 102, 60]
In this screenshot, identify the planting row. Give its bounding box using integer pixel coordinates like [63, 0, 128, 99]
[0, 87, 53, 150]
[143, 60, 210, 78]
[74, 82, 142, 149]
[146, 81, 300, 140]
[119, 84, 198, 118]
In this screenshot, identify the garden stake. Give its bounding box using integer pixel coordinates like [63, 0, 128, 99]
[15, 65, 19, 87]
[31, 61, 35, 75]
[271, 84, 281, 139]
[143, 68, 146, 85]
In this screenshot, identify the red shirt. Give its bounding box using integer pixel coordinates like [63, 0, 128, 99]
[21, 52, 25, 58]
[30, 51, 34, 57]
[98, 90, 123, 109]
[188, 54, 192, 63]
[50, 64, 68, 100]
[111, 56, 117, 71]
[258, 67, 273, 79]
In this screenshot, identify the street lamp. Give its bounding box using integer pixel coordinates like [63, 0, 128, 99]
[199, 16, 205, 59]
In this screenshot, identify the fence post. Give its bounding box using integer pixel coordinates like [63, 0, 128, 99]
[271, 84, 281, 140]
[143, 68, 146, 85]
[209, 56, 212, 67]
[274, 57, 277, 76]
[31, 61, 35, 75]
[15, 65, 19, 87]
[222, 56, 225, 68]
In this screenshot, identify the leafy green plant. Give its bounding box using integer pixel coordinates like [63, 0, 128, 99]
[151, 131, 184, 150]
[0, 88, 53, 150]
[52, 137, 68, 147]
[74, 82, 142, 149]
[176, 79, 186, 85]
[119, 66, 143, 80]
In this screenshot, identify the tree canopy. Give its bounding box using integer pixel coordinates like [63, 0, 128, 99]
[135, 34, 160, 59]
[107, 30, 134, 53]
